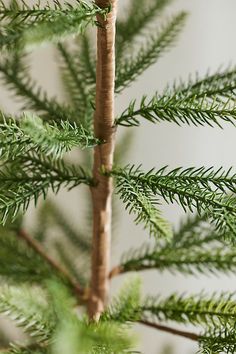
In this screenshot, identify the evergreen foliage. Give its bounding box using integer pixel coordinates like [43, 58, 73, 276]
[113, 165, 236, 239]
[116, 216, 236, 277]
[0, 0, 235, 353]
[0, 0, 109, 49]
[142, 292, 236, 328]
[0, 113, 99, 160]
[116, 82, 236, 127]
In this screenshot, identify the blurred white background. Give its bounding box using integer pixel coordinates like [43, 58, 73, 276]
[1, 0, 236, 353]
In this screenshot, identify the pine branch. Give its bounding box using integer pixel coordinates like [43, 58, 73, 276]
[116, 92, 236, 127]
[112, 166, 236, 239]
[109, 216, 235, 279]
[21, 113, 100, 156]
[111, 242, 236, 278]
[0, 153, 92, 224]
[115, 12, 187, 93]
[115, 168, 173, 239]
[0, 0, 110, 49]
[116, 0, 172, 63]
[142, 292, 236, 328]
[0, 58, 78, 123]
[0, 113, 100, 161]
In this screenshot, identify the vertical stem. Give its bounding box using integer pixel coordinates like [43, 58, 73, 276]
[88, 0, 117, 320]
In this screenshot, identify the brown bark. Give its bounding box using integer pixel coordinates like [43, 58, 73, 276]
[88, 0, 117, 320]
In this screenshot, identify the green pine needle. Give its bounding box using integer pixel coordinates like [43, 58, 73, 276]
[48, 281, 134, 354]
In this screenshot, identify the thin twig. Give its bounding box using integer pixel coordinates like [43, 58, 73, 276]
[109, 264, 123, 279]
[139, 320, 199, 341]
[17, 229, 84, 298]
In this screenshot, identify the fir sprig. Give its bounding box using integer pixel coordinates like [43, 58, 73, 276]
[0, 153, 91, 224]
[118, 241, 236, 277]
[0, 0, 110, 49]
[142, 292, 236, 328]
[171, 213, 210, 248]
[49, 282, 134, 354]
[116, 93, 236, 127]
[112, 215, 236, 277]
[112, 166, 236, 239]
[0, 113, 100, 160]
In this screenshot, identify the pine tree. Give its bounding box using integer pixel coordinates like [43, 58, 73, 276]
[0, 0, 235, 353]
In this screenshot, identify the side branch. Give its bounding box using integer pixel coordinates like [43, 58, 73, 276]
[109, 264, 124, 278]
[17, 229, 84, 297]
[139, 320, 199, 341]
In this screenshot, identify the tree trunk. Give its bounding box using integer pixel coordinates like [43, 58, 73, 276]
[88, 0, 117, 320]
